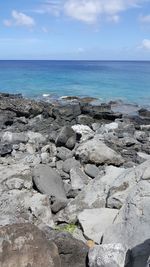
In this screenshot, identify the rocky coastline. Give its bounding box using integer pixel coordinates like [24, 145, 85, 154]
[0, 92, 150, 267]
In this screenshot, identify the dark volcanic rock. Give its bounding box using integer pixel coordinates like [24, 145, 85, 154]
[55, 126, 76, 149]
[0, 223, 61, 267]
[0, 93, 52, 118]
[52, 103, 81, 122]
[0, 143, 13, 156]
[81, 103, 122, 121]
[52, 232, 88, 267]
[138, 108, 150, 118]
[125, 239, 150, 267]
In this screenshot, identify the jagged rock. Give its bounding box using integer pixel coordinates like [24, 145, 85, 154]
[0, 143, 12, 156]
[33, 164, 66, 199]
[84, 164, 99, 178]
[78, 208, 118, 244]
[0, 223, 61, 267]
[70, 167, 89, 190]
[52, 103, 81, 122]
[0, 92, 51, 118]
[89, 243, 127, 267]
[76, 139, 124, 166]
[103, 180, 150, 250]
[56, 166, 125, 223]
[72, 124, 94, 142]
[77, 114, 95, 125]
[107, 159, 150, 209]
[0, 160, 54, 227]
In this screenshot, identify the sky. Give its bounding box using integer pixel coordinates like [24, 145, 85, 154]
[1, 0, 150, 60]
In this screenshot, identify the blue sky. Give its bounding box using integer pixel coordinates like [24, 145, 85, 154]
[1, 0, 150, 59]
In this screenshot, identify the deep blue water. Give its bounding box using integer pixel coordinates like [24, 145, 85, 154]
[0, 60, 150, 106]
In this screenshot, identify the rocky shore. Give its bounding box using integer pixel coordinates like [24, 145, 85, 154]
[0, 92, 150, 267]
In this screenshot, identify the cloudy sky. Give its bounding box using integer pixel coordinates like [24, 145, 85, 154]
[1, 0, 150, 59]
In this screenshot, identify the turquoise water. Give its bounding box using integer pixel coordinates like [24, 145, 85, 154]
[0, 60, 150, 106]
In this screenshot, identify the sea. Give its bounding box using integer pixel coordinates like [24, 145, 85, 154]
[0, 60, 150, 107]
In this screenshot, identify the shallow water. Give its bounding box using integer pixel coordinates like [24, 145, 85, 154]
[0, 60, 150, 106]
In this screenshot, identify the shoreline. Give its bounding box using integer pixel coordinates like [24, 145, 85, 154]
[0, 92, 150, 266]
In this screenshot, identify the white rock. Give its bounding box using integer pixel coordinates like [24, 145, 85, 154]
[88, 243, 126, 267]
[72, 124, 94, 142]
[78, 208, 118, 244]
[27, 131, 47, 144]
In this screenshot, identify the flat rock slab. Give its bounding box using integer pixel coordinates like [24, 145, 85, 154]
[0, 223, 61, 267]
[78, 208, 118, 244]
[33, 164, 66, 199]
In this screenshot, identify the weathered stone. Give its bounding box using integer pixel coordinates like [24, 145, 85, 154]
[52, 232, 88, 267]
[52, 103, 81, 122]
[1, 131, 28, 144]
[62, 158, 80, 173]
[125, 239, 150, 267]
[103, 180, 150, 249]
[84, 164, 99, 178]
[0, 223, 61, 267]
[27, 131, 47, 144]
[0, 143, 12, 156]
[78, 208, 118, 244]
[57, 146, 73, 161]
[33, 164, 66, 199]
[77, 115, 95, 125]
[76, 139, 124, 166]
[56, 126, 76, 149]
[89, 243, 127, 267]
[70, 167, 89, 190]
[72, 124, 94, 142]
[57, 166, 125, 223]
[51, 198, 68, 214]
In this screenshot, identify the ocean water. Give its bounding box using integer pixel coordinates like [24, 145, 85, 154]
[0, 60, 150, 106]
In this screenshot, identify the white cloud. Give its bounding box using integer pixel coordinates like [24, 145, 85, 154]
[141, 39, 150, 50]
[107, 15, 120, 23]
[3, 19, 13, 27]
[64, 0, 146, 24]
[3, 10, 35, 28]
[140, 14, 150, 23]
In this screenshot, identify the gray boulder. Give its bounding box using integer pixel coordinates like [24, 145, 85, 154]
[33, 164, 66, 199]
[78, 208, 118, 244]
[57, 146, 73, 161]
[89, 243, 127, 267]
[76, 139, 124, 166]
[84, 164, 99, 178]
